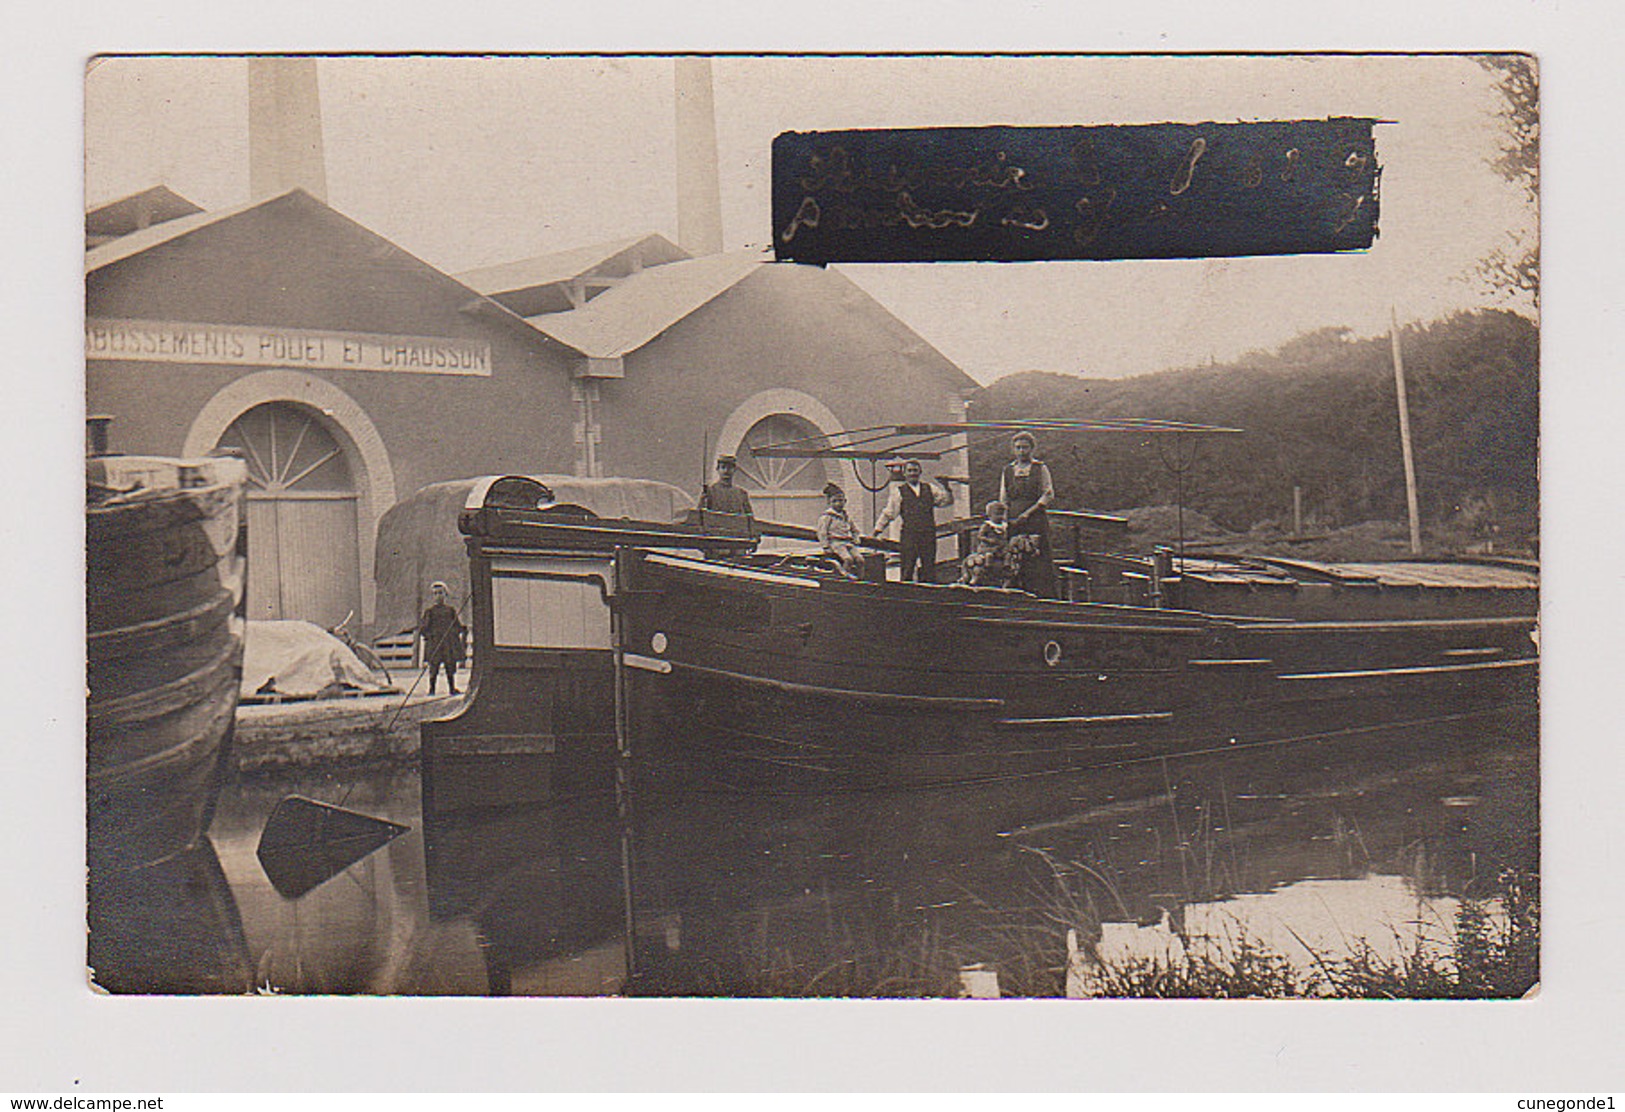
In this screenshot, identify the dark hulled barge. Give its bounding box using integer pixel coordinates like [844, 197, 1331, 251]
[612, 546, 1535, 789]
[421, 422, 1536, 807]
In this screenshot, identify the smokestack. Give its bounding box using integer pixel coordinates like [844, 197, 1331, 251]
[674, 57, 725, 256]
[248, 57, 328, 200]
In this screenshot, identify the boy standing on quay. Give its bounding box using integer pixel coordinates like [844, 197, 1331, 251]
[419, 581, 465, 696]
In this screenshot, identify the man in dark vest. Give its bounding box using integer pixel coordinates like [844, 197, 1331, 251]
[698, 454, 753, 517]
[419, 581, 466, 696]
[872, 459, 953, 582]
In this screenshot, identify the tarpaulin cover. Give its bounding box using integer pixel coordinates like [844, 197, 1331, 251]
[242, 620, 391, 699]
[371, 475, 694, 639]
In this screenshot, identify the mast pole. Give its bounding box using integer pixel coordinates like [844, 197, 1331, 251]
[609, 553, 639, 982]
[870, 458, 879, 533]
[1390, 306, 1423, 555]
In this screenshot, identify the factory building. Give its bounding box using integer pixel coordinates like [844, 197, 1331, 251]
[86, 189, 974, 637]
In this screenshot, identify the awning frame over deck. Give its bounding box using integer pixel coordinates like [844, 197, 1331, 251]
[748, 418, 1244, 462]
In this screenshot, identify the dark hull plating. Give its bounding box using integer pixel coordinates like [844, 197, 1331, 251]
[616, 550, 1538, 791]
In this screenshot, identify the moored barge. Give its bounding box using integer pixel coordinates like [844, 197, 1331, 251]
[87, 448, 249, 866]
[613, 545, 1536, 789]
[422, 453, 1536, 808]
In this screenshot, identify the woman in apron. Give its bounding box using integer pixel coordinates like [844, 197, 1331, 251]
[999, 431, 1058, 598]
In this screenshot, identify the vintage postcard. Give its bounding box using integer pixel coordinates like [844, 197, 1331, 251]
[83, 54, 1539, 1011]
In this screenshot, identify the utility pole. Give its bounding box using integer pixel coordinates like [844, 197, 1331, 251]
[1390, 307, 1423, 555]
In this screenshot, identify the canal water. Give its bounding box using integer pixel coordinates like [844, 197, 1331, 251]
[87, 706, 1538, 998]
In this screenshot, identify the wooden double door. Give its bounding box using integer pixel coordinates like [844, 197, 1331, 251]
[218, 402, 363, 629]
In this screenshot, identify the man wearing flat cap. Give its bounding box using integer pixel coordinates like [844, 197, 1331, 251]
[699, 454, 754, 518]
[419, 581, 466, 696]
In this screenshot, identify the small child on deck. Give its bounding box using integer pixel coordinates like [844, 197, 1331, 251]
[961, 501, 1012, 586]
[816, 482, 866, 579]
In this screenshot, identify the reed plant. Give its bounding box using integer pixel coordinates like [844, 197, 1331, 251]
[699, 861, 1539, 999]
[637, 768, 1537, 999]
[1308, 867, 1540, 999]
[1050, 865, 1538, 999]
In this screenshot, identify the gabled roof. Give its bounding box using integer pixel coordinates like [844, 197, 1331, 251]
[85, 192, 288, 274]
[83, 188, 551, 347]
[86, 185, 205, 241]
[457, 233, 688, 297]
[524, 252, 766, 360]
[456, 234, 694, 318]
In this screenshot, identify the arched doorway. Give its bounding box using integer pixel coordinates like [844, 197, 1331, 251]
[732, 412, 841, 537]
[215, 401, 363, 628]
[185, 370, 395, 629]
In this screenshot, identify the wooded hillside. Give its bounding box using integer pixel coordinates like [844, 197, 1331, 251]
[967, 310, 1538, 546]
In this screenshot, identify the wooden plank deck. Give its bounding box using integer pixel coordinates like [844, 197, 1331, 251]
[1178, 557, 1537, 591]
[1334, 562, 1539, 589]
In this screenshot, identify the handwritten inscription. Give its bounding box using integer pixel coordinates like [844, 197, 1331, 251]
[772, 119, 1381, 264]
[1169, 137, 1206, 196]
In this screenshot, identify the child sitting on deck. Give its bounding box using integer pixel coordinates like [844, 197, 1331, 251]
[816, 482, 866, 579]
[961, 501, 1013, 587]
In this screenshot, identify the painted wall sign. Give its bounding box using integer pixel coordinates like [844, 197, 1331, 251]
[772, 119, 1380, 264]
[85, 318, 493, 376]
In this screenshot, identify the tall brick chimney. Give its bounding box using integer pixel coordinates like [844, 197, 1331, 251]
[674, 57, 724, 256]
[248, 57, 328, 200]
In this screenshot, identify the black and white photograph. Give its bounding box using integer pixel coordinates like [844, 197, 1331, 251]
[80, 52, 1545, 1006]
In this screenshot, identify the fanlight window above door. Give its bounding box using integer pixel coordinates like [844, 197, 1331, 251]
[735, 414, 828, 493]
[216, 403, 354, 493]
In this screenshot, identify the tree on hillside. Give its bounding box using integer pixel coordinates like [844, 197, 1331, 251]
[1477, 54, 1539, 308]
[968, 310, 1537, 543]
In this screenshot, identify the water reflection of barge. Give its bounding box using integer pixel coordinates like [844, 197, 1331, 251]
[423, 423, 1536, 807]
[420, 709, 1537, 997]
[87, 446, 249, 866]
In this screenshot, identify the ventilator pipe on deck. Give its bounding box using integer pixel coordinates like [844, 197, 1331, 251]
[1151, 546, 1177, 608]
